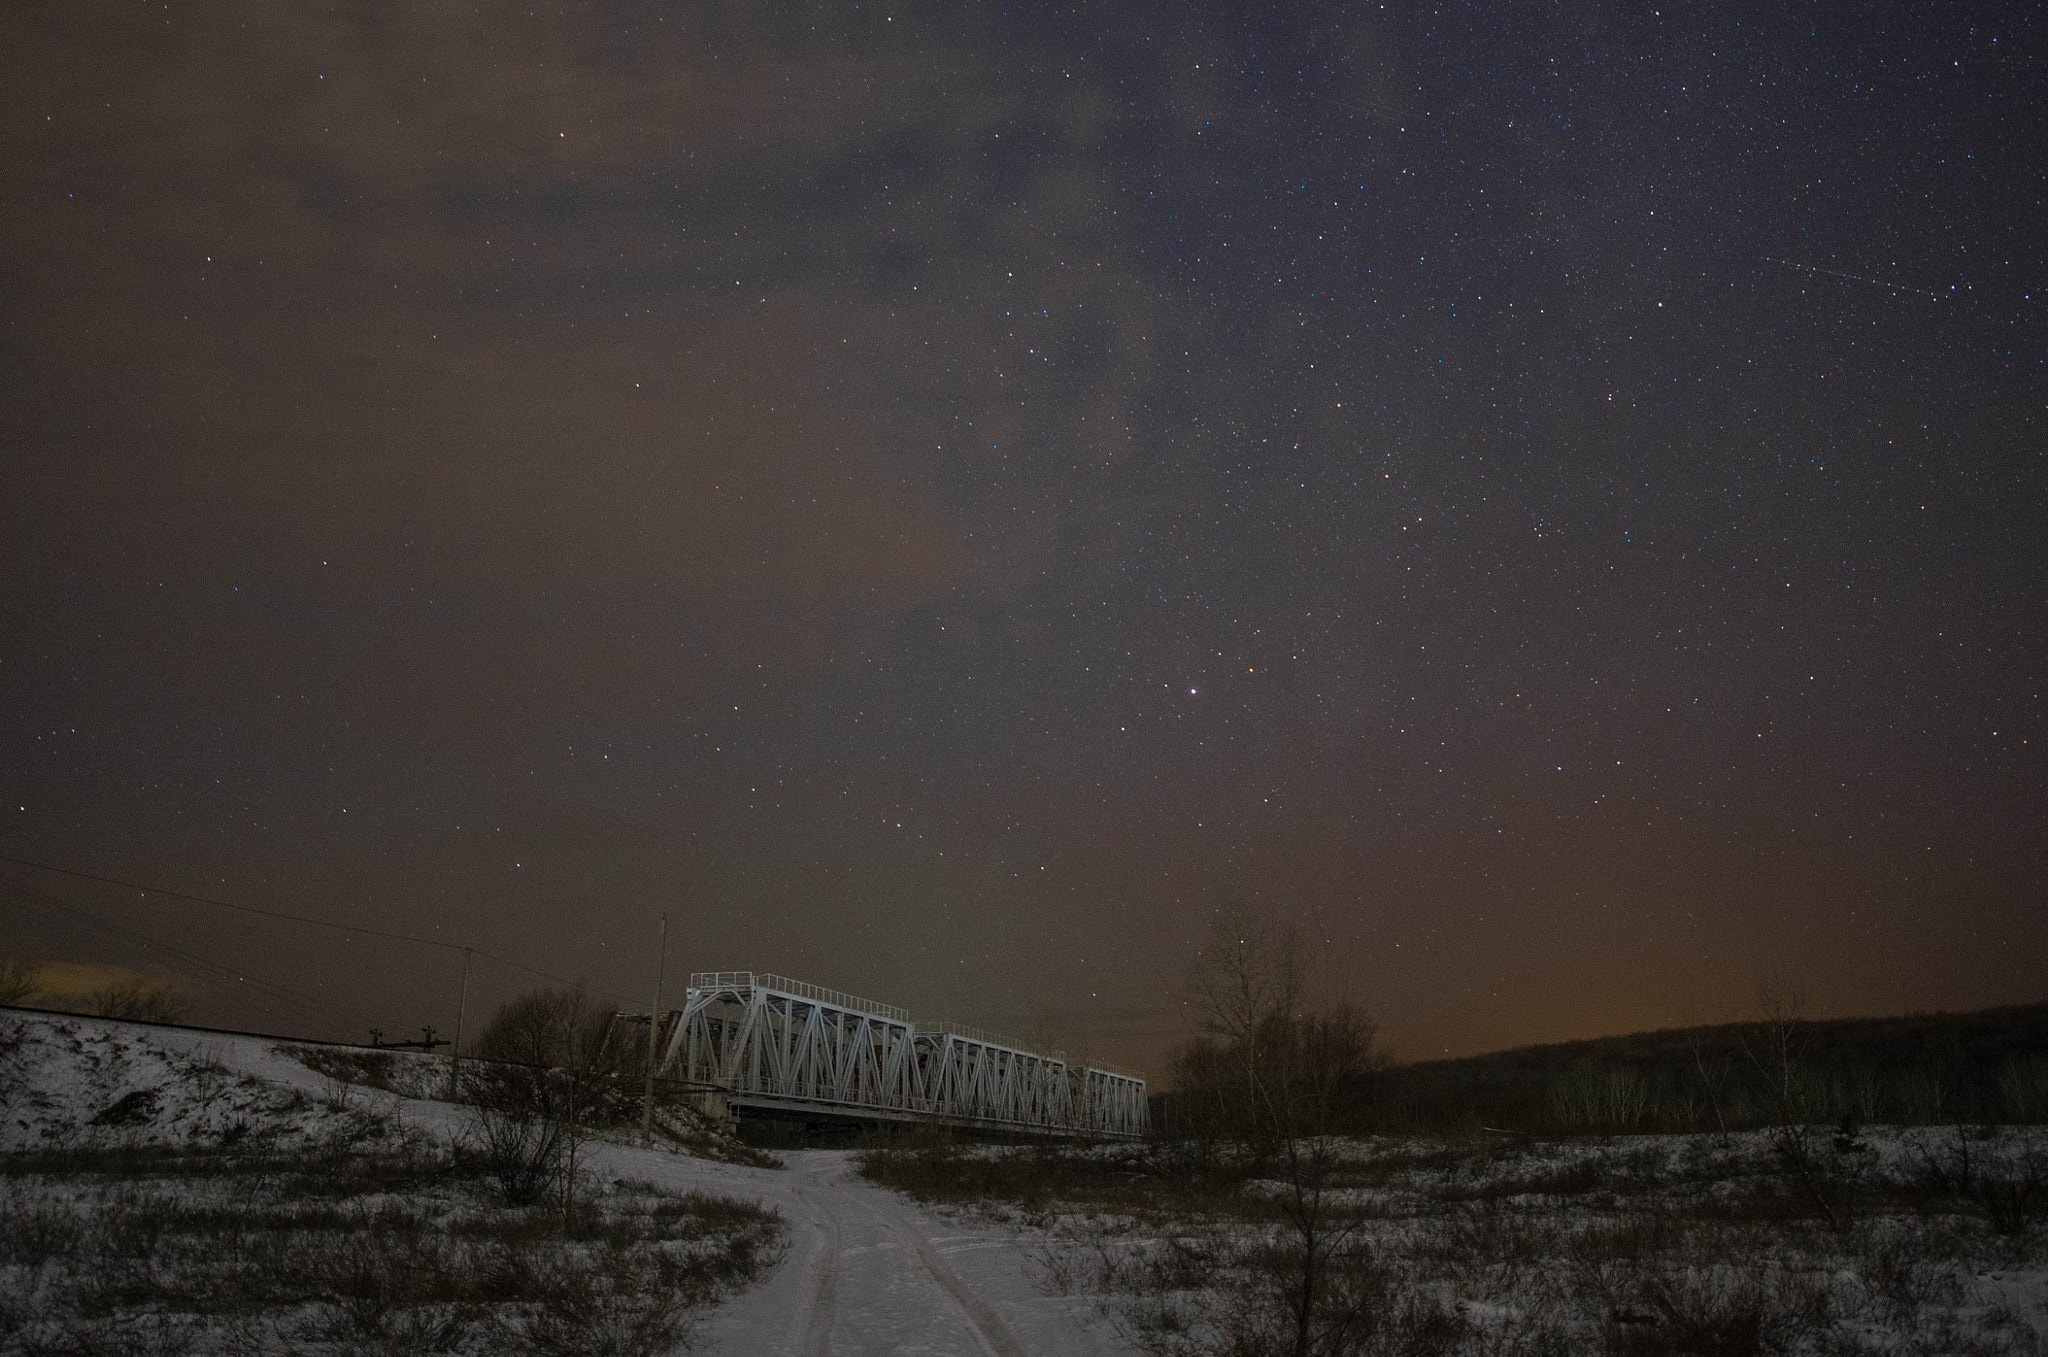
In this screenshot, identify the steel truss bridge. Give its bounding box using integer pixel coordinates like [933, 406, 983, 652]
[655, 972, 1147, 1139]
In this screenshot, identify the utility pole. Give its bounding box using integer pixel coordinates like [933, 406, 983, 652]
[449, 947, 472, 1101]
[642, 915, 667, 1142]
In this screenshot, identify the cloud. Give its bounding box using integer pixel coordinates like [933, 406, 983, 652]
[4, 0, 1176, 705]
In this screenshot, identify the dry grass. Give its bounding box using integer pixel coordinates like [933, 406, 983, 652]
[861, 1127, 2048, 1356]
[287, 1046, 450, 1102]
[0, 1118, 785, 1356]
[284, 1039, 777, 1172]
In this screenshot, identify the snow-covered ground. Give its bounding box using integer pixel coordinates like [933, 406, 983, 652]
[687, 1150, 1123, 1357]
[1018, 1128, 2048, 1355]
[9, 1008, 2042, 1355]
[2, 1010, 427, 1152]
[0, 1009, 1133, 1356]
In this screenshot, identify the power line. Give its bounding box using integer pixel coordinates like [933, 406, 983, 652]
[0, 851, 468, 949]
[0, 851, 623, 1003]
[2, 877, 383, 1031]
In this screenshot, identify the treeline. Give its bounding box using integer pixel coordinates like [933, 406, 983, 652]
[0, 956, 188, 1024]
[1155, 997, 2048, 1137]
[1371, 1001, 2048, 1134]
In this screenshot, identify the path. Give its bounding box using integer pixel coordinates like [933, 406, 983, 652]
[597, 1143, 1124, 1357]
[116, 1017, 1132, 1357]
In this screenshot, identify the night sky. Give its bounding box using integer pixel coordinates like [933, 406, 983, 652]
[3, 0, 2043, 1071]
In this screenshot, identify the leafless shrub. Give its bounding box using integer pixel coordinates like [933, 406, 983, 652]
[463, 986, 631, 1221]
[1977, 1165, 2043, 1237]
[463, 1100, 572, 1207]
[1572, 1231, 1844, 1357]
[1897, 1130, 2046, 1236]
[293, 1044, 396, 1090]
[516, 1254, 695, 1357]
[859, 1129, 1221, 1223]
[288, 1224, 484, 1345]
[472, 986, 631, 1095]
[1098, 1218, 1471, 1357]
[0, 1133, 784, 1357]
[1906, 1128, 1983, 1199]
[1768, 1121, 1857, 1233]
[1425, 1198, 1561, 1296]
[1852, 1222, 1966, 1323]
[1057, 914, 1501, 1357]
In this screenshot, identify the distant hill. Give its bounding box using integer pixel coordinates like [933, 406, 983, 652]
[1145, 1000, 2048, 1136]
[1355, 1000, 2048, 1134]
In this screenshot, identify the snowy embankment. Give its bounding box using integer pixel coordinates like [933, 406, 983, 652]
[0, 1009, 791, 1356]
[1, 1009, 439, 1151]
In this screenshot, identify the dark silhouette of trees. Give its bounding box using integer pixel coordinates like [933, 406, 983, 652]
[465, 985, 630, 1221]
[1167, 910, 1388, 1357]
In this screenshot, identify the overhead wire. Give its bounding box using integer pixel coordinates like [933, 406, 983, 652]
[1, 876, 385, 1032]
[0, 851, 634, 1011]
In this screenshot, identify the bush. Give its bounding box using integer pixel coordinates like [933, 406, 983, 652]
[462, 986, 644, 1218]
[465, 1100, 572, 1207]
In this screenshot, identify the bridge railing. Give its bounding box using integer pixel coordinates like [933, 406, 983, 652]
[924, 1020, 1064, 1062]
[688, 971, 910, 1024]
[674, 969, 1148, 1136]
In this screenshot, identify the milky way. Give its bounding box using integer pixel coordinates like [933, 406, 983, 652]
[3, 0, 2042, 1069]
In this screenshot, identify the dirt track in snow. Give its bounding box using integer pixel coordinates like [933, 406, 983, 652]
[2, 1010, 1130, 1357]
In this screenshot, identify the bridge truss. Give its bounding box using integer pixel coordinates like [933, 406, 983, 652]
[656, 971, 1147, 1139]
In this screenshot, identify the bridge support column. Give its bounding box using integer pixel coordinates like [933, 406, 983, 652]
[688, 1086, 734, 1131]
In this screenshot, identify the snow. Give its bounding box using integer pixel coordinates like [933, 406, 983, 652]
[15, 1007, 2038, 1355]
[0, 1009, 1135, 1356]
[1041, 1128, 2048, 1354]
[1, 1010, 395, 1151]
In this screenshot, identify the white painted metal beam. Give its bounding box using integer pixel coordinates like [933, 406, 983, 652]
[653, 971, 1147, 1138]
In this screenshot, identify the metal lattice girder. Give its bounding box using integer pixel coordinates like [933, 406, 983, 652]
[655, 971, 1147, 1138]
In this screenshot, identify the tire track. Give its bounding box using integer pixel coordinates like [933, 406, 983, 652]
[894, 1223, 1027, 1357]
[800, 1211, 839, 1357]
[848, 1187, 1026, 1357]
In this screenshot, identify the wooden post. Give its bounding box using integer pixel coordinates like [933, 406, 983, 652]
[448, 947, 472, 1101]
[642, 915, 667, 1141]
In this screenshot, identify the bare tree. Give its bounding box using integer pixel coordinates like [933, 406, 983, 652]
[1169, 910, 1386, 1357]
[1175, 906, 1305, 1143]
[466, 985, 625, 1224]
[89, 976, 188, 1023]
[1689, 1026, 1731, 1136]
[1187, 907, 1301, 1058]
[1257, 1003, 1383, 1357]
[1744, 975, 1814, 1124]
[1738, 976, 1846, 1231]
[0, 958, 41, 1008]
